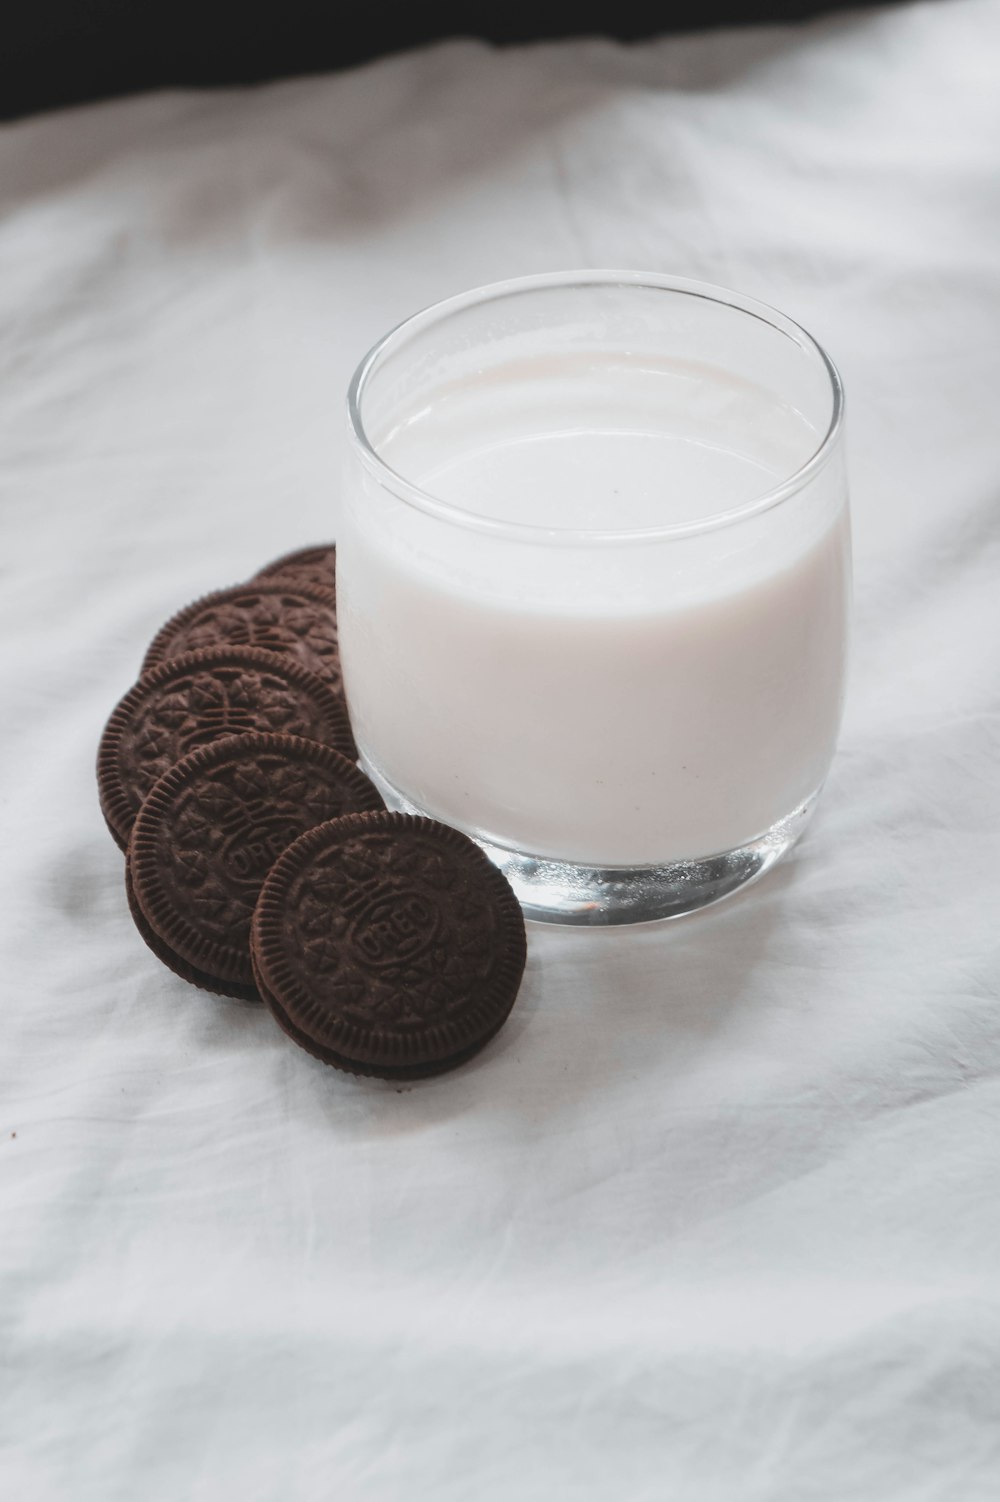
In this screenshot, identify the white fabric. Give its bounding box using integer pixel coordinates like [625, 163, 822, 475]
[2, 2, 999, 1495]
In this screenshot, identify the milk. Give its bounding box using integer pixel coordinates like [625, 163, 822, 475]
[338, 351, 850, 867]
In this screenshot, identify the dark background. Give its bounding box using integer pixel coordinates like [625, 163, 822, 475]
[4, 1, 893, 121]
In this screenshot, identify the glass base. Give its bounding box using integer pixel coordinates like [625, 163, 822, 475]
[361, 760, 821, 926]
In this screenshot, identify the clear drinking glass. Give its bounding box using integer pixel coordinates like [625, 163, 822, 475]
[340, 271, 850, 925]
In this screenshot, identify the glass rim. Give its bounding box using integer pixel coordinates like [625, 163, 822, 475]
[346, 269, 845, 545]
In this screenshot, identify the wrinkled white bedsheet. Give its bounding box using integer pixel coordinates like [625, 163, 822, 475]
[2, 2, 999, 1496]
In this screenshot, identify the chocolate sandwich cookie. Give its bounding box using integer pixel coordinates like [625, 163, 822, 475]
[253, 543, 337, 596]
[98, 648, 356, 852]
[127, 733, 383, 1000]
[142, 582, 343, 696]
[251, 813, 527, 1078]
[125, 860, 260, 1001]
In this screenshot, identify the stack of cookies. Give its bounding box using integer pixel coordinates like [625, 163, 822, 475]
[98, 546, 526, 1079]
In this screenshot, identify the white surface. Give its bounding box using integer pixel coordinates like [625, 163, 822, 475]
[2, 2, 999, 1496]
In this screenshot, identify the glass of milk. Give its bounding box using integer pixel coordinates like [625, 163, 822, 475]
[340, 272, 849, 924]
